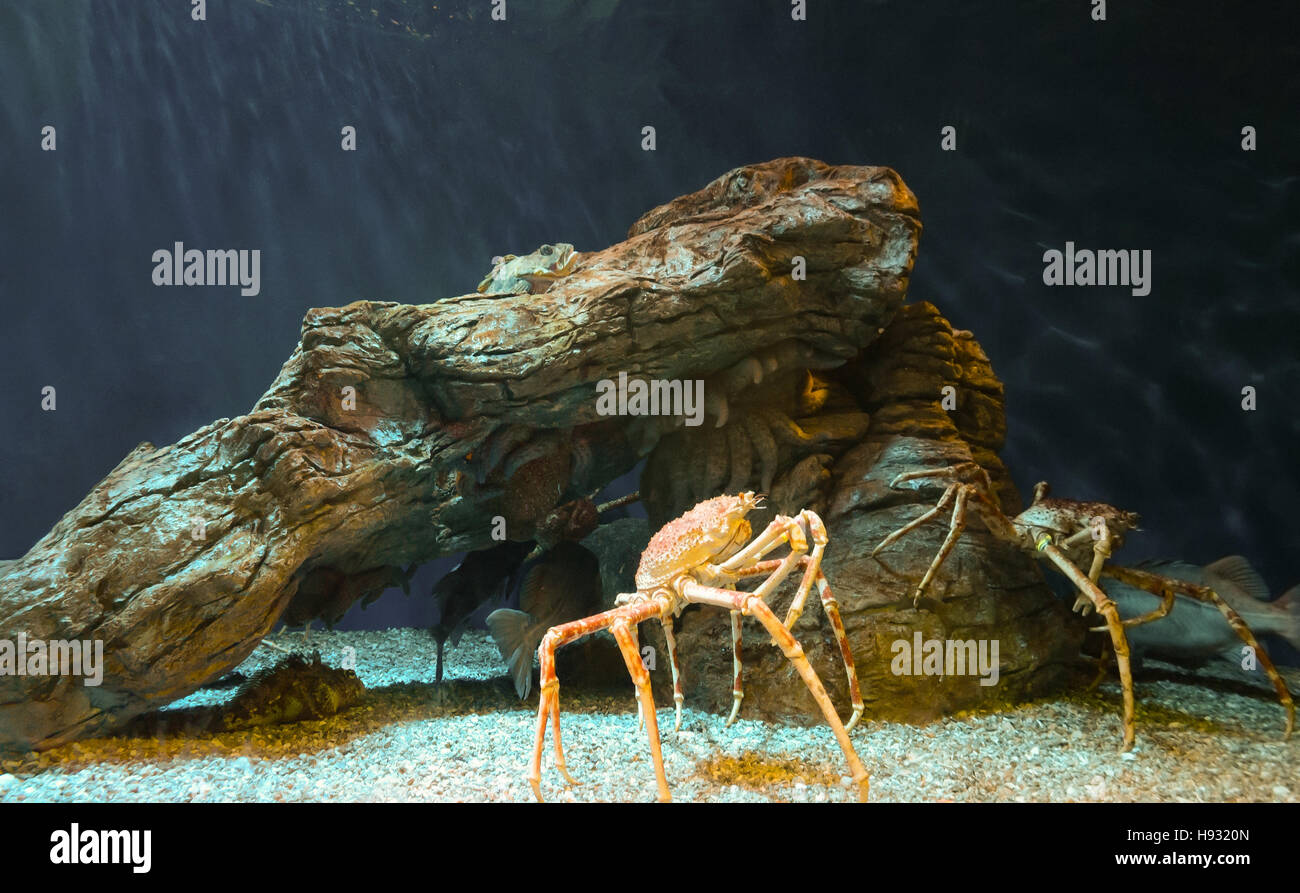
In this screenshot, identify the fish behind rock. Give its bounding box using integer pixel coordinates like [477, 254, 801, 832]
[486, 541, 603, 699]
[1098, 556, 1300, 667]
[431, 541, 533, 684]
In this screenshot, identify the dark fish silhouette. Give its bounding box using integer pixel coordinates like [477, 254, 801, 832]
[431, 541, 532, 684]
[283, 564, 417, 637]
[487, 541, 603, 699]
[1099, 556, 1300, 666]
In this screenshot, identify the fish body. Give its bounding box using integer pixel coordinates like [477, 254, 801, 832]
[487, 541, 602, 699]
[477, 243, 579, 295]
[126, 652, 365, 737]
[431, 541, 532, 683]
[1100, 556, 1300, 666]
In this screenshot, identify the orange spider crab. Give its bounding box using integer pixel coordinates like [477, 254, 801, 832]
[528, 492, 869, 802]
[871, 462, 1294, 750]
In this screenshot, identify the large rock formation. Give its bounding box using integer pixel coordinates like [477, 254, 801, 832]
[650, 303, 1081, 724]
[0, 157, 936, 752]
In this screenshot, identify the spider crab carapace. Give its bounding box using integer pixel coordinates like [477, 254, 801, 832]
[527, 492, 869, 802]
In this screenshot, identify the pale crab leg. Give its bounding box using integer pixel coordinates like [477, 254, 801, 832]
[908, 486, 971, 604]
[1068, 523, 1114, 615]
[631, 622, 645, 731]
[1038, 542, 1136, 751]
[530, 599, 666, 802]
[682, 580, 870, 801]
[717, 532, 808, 727]
[870, 483, 959, 559]
[1085, 521, 1113, 583]
[783, 511, 827, 627]
[781, 512, 864, 731]
[1086, 640, 1112, 692]
[734, 553, 865, 731]
[715, 514, 798, 571]
[1101, 565, 1294, 739]
[610, 618, 672, 802]
[726, 609, 744, 726]
[811, 570, 864, 730]
[889, 460, 992, 491]
[713, 515, 814, 732]
[660, 616, 685, 732]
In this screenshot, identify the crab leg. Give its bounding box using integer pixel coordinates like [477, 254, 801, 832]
[530, 599, 666, 802]
[1101, 565, 1294, 738]
[681, 581, 871, 801]
[714, 524, 810, 729]
[734, 551, 865, 731]
[1086, 640, 1113, 692]
[810, 570, 864, 730]
[888, 461, 987, 488]
[1085, 520, 1113, 583]
[870, 483, 959, 558]
[715, 514, 802, 572]
[611, 618, 672, 802]
[783, 511, 827, 627]
[911, 486, 971, 603]
[780, 513, 864, 731]
[633, 623, 646, 731]
[660, 616, 685, 732]
[1038, 542, 1136, 751]
[718, 536, 806, 727]
[726, 609, 744, 726]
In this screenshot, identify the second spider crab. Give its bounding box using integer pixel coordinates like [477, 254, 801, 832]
[871, 461, 1294, 750]
[528, 492, 869, 802]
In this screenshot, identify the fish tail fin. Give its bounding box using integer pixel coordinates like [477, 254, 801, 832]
[1274, 585, 1300, 651]
[486, 608, 544, 700]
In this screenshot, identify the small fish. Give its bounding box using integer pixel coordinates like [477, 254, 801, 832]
[486, 541, 603, 699]
[1097, 556, 1300, 666]
[431, 541, 532, 684]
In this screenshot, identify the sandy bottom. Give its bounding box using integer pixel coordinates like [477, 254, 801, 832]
[1, 628, 1296, 803]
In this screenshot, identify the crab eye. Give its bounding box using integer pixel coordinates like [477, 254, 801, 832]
[540, 245, 553, 256]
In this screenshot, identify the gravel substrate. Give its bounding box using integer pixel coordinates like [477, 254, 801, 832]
[1, 628, 1296, 803]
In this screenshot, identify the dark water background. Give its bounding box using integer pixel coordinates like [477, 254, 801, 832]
[1, 0, 1296, 637]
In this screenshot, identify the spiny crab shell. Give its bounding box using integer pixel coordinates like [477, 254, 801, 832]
[1014, 498, 1141, 557]
[632, 492, 763, 594]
